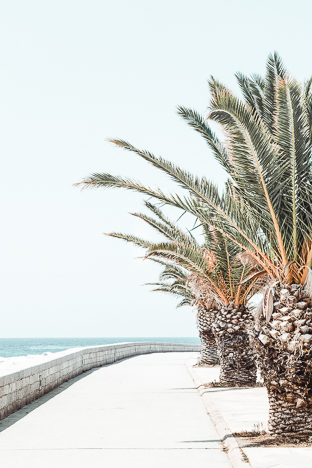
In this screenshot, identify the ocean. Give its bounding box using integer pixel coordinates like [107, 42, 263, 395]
[0, 337, 200, 358]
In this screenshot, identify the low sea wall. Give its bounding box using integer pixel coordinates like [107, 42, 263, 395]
[0, 342, 200, 421]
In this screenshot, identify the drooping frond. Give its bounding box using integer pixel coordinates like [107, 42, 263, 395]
[77, 166, 276, 277]
[107, 202, 265, 307]
[105, 232, 154, 250]
[159, 262, 189, 282]
[132, 203, 198, 248]
[177, 106, 232, 174]
[145, 259, 193, 308]
[153, 283, 193, 308]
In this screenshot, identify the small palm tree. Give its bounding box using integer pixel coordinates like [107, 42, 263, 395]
[145, 262, 218, 365]
[107, 203, 261, 385]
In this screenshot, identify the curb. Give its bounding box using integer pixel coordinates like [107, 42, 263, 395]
[186, 360, 252, 468]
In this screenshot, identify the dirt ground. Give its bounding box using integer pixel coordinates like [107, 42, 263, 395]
[203, 381, 264, 388]
[234, 431, 312, 447]
[193, 363, 219, 368]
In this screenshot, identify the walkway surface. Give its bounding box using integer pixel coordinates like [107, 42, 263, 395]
[192, 364, 312, 468]
[0, 352, 231, 468]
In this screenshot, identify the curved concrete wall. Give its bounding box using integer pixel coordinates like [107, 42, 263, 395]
[0, 342, 200, 421]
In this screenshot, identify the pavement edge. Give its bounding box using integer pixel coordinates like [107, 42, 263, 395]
[186, 360, 252, 468]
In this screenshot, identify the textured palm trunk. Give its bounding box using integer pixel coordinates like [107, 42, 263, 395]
[197, 307, 218, 365]
[199, 330, 218, 364]
[212, 304, 257, 386]
[250, 283, 312, 436]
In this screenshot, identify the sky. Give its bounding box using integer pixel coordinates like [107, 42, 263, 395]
[0, 0, 311, 337]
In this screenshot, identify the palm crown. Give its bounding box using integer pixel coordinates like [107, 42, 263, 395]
[77, 53, 312, 285]
[179, 53, 312, 282]
[107, 202, 263, 307]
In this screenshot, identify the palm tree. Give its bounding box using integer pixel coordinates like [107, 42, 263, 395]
[105, 202, 219, 365]
[77, 53, 312, 435]
[188, 275, 219, 366]
[107, 203, 261, 385]
[145, 262, 218, 365]
[196, 307, 219, 366]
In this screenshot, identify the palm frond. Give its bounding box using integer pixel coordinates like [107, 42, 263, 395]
[263, 51, 287, 133]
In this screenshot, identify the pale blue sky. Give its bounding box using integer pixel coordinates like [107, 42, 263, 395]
[0, 0, 311, 337]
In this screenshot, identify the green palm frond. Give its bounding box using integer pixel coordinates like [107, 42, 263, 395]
[303, 77, 312, 145]
[262, 52, 287, 134]
[274, 75, 312, 260]
[235, 72, 265, 119]
[159, 262, 189, 282]
[177, 106, 232, 174]
[132, 204, 198, 248]
[106, 232, 154, 250]
[145, 260, 193, 308]
[146, 280, 193, 308]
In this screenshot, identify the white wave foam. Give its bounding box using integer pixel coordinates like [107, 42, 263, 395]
[0, 349, 82, 377]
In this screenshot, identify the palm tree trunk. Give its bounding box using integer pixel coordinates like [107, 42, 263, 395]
[200, 330, 218, 364]
[251, 283, 312, 436]
[213, 304, 257, 386]
[197, 307, 218, 365]
[266, 389, 312, 435]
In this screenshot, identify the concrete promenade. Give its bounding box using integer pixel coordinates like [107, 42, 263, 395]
[0, 342, 200, 420]
[0, 352, 231, 468]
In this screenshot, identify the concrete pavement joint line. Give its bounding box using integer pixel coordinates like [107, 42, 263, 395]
[186, 360, 252, 468]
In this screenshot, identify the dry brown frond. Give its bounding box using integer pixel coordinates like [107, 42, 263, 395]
[202, 248, 217, 270]
[236, 251, 260, 268]
[187, 273, 219, 309]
